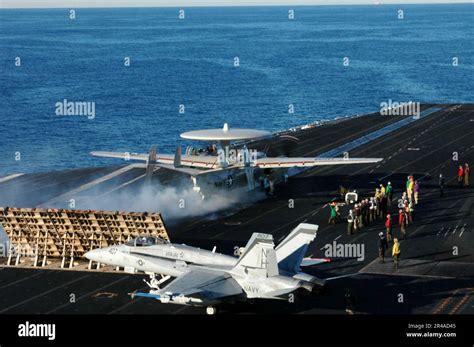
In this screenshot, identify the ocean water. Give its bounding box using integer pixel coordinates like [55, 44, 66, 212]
[0, 4, 472, 175]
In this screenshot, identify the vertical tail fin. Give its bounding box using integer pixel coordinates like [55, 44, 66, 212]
[147, 145, 157, 165]
[145, 145, 157, 185]
[174, 145, 182, 168]
[234, 233, 278, 277]
[275, 223, 318, 274]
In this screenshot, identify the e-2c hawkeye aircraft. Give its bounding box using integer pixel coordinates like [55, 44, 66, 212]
[91, 123, 382, 195]
[85, 223, 341, 314]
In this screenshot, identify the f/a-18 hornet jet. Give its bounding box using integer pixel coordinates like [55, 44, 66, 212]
[91, 123, 382, 195]
[86, 223, 343, 314]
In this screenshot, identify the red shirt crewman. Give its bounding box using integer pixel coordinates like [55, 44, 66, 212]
[385, 214, 392, 241]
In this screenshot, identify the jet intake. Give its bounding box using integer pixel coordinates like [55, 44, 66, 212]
[293, 274, 326, 295]
[299, 281, 315, 294]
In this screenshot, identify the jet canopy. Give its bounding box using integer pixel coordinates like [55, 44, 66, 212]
[127, 236, 168, 247]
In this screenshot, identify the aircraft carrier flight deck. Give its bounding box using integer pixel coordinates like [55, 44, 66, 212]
[0, 103, 473, 315]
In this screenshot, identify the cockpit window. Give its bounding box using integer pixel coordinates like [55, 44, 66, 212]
[126, 236, 167, 247]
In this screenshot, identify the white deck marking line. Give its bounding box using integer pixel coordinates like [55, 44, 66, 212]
[276, 206, 324, 234]
[333, 235, 342, 242]
[437, 227, 444, 236]
[459, 224, 466, 237]
[0, 173, 24, 183]
[211, 202, 289, 240]
[46, 276, 128, 314]
[444, 228, 450, 237]
[359, 269, 452, 280]
[358, 258, 462, 280]
[314, 107, 441, 160]
[107, 297, 143, 314]
[452, 225, 458, 234]
[0, 269, 45, 290]
[408, 224, 426, 238]
[95, 167, 160, 198]
[40, 164, 140, 206]
[0, 274, 90, 313]
[107, 285, 148, 314]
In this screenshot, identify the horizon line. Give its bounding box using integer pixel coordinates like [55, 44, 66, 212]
[1, 2, 473, 10]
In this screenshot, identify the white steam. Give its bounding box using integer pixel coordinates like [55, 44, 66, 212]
[78, 182, 257, 222]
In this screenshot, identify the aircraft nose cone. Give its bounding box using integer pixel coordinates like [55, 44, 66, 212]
[85, 248, 103, 262]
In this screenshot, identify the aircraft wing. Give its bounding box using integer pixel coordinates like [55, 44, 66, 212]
[90, 151, 148, 161]
[154, 267, 243, 301]
[91, 151, 219, 169]
[254, 157, 383, 169]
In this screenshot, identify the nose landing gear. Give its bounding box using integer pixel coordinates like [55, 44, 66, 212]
[143, 273, 171, 290]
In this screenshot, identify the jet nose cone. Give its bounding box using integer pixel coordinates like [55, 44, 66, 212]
[85, 248, 103, 262]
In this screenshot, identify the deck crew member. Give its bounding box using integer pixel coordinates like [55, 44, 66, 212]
[359, 200, 366, 228]
[344, 288, 355, 315]
[399, 209, 407, 239]
[392, 238, 401, 270]
[347, 209, 354, 235]
[354, 203, 362, 229]
[386, 182, 393, 206]
[369, 197, 375, 223]
[378, 232, 388, 263]
[269, 178, 275, 196]
[405, 176, 411, 198]
[328, 202, 337, 225]
[263, 176, 270, 195]
[413, 180, 420, 205]
[364, 199, 370, 226]
[407, 175, 414, 203]
[408, 200, 414, 223]
[340, 185, 348, 201]
[464, 163, 470, 187]
[439, 173, 445, 197]
[458, 165, 464, 188]
[404, 201, 412, 225]
[385, 214, 392, 241]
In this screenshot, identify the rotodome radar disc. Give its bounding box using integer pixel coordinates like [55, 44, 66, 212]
[180, 123, 271, 141]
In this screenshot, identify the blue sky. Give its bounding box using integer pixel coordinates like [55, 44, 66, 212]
[2, 0, 472, 9]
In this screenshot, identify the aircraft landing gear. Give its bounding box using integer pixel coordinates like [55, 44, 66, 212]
[190, 176, 205, 199]
[144, 273, 171, 290]
[206, 306, 217, 315]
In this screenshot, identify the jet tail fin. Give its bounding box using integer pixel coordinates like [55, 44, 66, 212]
[147, 145, 157, 164]
[145, 145, 157, 185]
[174, 145, 182, 168]
[234, 233, 278, 277]
[275, 223, 318, 273]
